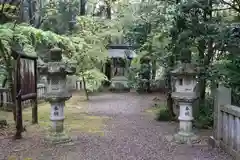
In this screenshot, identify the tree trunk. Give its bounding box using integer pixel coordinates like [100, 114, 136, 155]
[82, 75, 89, 100]
[198, 0, 213, 106]
[166, 0, 180, 118]
[7, 67, 16, 122]
[2, 77, 7, 88]
[10, 78, 16, 122]
[15, 57, 23, 139]
[152, 59, 156, 80]
[80, 0, 86, 15]
[166, 73, 175, 118]
[105, 0, 111, 19]
[166, 55, 175, 118]
[32, 60, 38, 124]
[198, 77, 206, 104]
[198, 38, 206, 106]
[28, 0, 34, 25]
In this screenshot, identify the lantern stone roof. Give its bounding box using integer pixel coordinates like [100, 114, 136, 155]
[171, 92, 198, 102]
[171, 63, 198, 76]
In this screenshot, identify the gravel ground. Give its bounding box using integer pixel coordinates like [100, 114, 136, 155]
[0, 93, 233, 160]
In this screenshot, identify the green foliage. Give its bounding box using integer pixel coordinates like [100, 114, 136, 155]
[156, 105, 174, 121]
[212, 53, 240, 105]
[0, 22, 79, 62]
[36, 0, 122, 99]
[123, 0, 240, 122]
[82, 69, 108, 92]
[40, 0, 80, 34]
[70, 16, 120, 96]
[194, 98, 214, 129]
[118, 1, 175, 98]
[70, 16, 111, 73]
[127, 67, 138, 89]
[123, 0, 240, 117]
[128, 54, 152, 91]
[123, 2, 174, 67]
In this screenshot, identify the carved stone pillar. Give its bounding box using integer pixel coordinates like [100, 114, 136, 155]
[38, 47, 75, 144]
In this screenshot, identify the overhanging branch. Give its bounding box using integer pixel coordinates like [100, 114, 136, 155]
[220, 0, 240, 13]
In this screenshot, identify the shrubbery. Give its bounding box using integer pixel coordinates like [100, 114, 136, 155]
[155, 96, 214, 129]
[194, 97, 214, 129]
[155, 104, 174, 121]
[82, 69, 108, 93]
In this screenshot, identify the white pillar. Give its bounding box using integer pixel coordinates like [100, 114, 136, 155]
[174, 100, 198, 144]
[178, 102, 194, 135]
[50, 102, 65, 133]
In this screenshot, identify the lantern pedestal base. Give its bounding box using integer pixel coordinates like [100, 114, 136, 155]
[174, 131, 199, 144]
[45, 132, 71, 144]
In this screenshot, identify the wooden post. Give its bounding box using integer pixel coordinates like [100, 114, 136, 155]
[214, 85, 231, 140]
[80, 0, 86, 15]
[111, 58, 114, 79]
[124, 58, 129, 77]
[32, 59, 38, 124]
[15, 56, 23, 139]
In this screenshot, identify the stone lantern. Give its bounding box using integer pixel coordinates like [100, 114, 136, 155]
[38, 47, 75, 143]
[171, 63, 198, 144]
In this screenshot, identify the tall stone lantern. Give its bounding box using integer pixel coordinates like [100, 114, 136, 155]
[171, 63, 199, 144]
[38, 47, 75, 143]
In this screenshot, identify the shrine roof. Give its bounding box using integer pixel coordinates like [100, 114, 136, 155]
[0, 0, 21, 4]
[108, 44, 139, 49]
[11, 43, 37, 60]
[108, 49, 137, 58]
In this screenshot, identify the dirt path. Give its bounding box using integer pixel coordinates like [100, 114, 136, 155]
[0, 93, 233, 160]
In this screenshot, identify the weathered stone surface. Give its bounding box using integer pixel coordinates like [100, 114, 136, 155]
[38, 47, 76, 144]
[45, 132, 71, 145]
[174, 132, 199, 145]
[171, 62, 199, 144]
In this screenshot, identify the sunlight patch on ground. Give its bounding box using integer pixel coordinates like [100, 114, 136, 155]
[7, 155, 32, 160]
[144, 107, 161, 115]
[24, 102, 109, 136]
[144, 101, 167, 120]
[0, 110, 13, 122]
[144, 101, 165, 114]
[0, 96, 110, 136]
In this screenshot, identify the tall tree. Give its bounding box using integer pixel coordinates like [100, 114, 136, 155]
[80, 0, 86, 15]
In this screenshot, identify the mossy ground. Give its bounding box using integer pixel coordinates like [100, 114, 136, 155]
[144, 102, 165, 115]
[144, 106, 162, 115]
[144, 102, 175, 121]
[0, 93, 110, 137]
